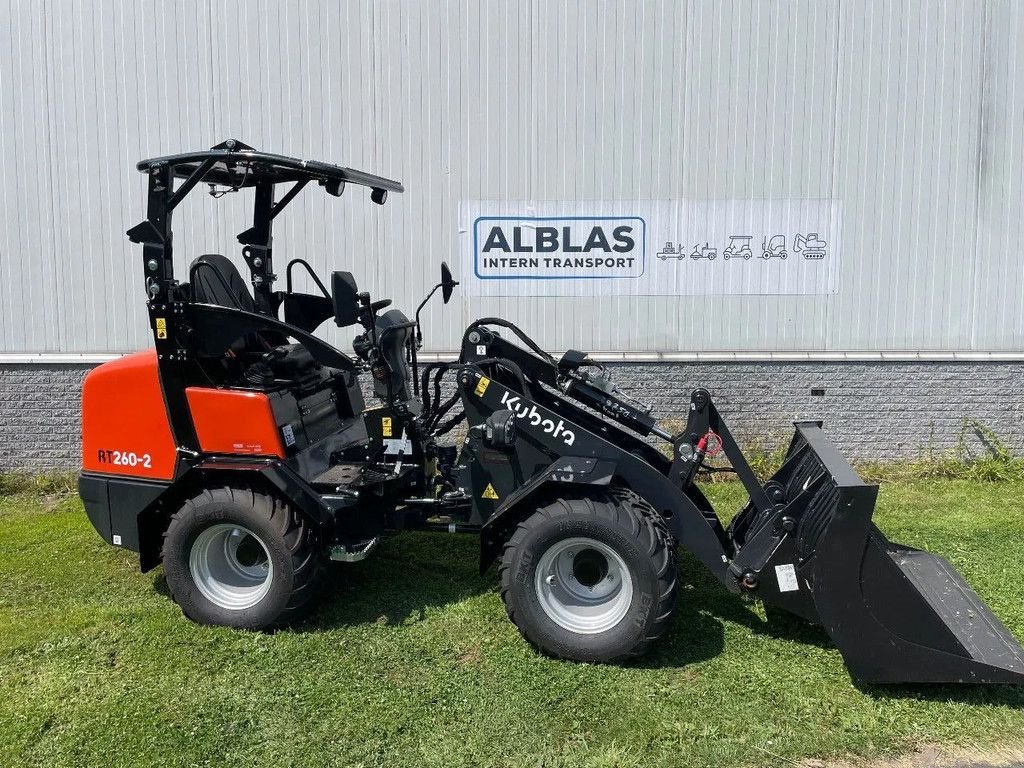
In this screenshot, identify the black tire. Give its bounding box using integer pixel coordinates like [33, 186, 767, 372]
[162, 485, 325, 630]
[499, 490, 677, 663]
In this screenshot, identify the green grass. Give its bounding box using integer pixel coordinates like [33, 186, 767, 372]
[1, 481, 1023, 767]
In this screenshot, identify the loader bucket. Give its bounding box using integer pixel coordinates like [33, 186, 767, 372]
[741, 422, 1024, 685]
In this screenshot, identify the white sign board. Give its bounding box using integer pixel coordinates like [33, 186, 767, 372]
[460, 200, 841, 296]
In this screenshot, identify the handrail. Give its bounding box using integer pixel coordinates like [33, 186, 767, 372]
[286, 259, 331, 299]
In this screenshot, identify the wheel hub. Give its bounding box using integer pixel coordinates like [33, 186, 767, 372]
[189, 523, 274, 611]
[571, 548, 609, 587]
[534, 536, 633, 634]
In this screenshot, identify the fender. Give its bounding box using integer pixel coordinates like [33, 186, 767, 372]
[463, 368, 731, 578]
[82, 457, 334, 572]
[190, 457, 335, 526]
[479, 456, 617, 572]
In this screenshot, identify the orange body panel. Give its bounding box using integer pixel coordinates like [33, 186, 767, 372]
[81, 349, 178, 480]
[186, 387, 286, 458]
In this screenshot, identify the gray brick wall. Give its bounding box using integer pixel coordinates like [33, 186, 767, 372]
[607, 362, 1024, 460]
[1, 361, 1021, 472]
[0, 364, 92, 472]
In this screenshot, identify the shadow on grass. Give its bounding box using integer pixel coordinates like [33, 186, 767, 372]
[303, 531, 493, 629]
[153, 574, 172, 600]
[153, 532, 1024, 704]
[684, 553, 833, 643]
[295, 536, 816, 670]
[855, 680, 1024, 708]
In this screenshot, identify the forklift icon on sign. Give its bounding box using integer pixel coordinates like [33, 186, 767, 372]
[761, 234, 788, 260]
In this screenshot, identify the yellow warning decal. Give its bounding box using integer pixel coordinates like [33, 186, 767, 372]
[382, 416, 393, 437]
[474, 376, 490, 397]
[481, 483, 499, 500]
[155, 317, 167, 340]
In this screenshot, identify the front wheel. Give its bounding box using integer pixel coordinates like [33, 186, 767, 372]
[499, 492, 677, 662]
[162, 486, 325, 629]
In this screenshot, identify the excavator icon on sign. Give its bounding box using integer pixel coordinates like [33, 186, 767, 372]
[794, 232, 827, 259]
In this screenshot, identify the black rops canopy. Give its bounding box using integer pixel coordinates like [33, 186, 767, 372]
[136, 139, 404, 204]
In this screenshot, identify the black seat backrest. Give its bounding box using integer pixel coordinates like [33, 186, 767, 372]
[374, 309, 413, 403]
[188, 253, 292, 359]
[190, 254, 256, 312]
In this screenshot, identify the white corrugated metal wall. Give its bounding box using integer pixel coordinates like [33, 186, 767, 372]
[0, 0, 1021, 357]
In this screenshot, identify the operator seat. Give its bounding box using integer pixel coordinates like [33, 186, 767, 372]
[188, 253, 288, 363]
[190, 253, 257, 312]
[188, 255, 364, 419]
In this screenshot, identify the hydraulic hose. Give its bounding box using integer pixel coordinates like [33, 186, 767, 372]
[464, 318, 556, 366]
[428, 392, 460, 431]
[419, 362, 447, 420]
[469, 356, 532, 400]
[432, 407, 466, 436]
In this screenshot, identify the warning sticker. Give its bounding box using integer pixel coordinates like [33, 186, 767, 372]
[281, 424, 296, 447]
[382, 417, 393, 437]
[475, 377, 491, 397]
[481, 483, 499, 500]
[383, 437, 413, 455]
[155, 317, 167, 340]
[775, 564, 800, 593]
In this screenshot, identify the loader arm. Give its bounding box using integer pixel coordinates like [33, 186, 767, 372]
[457, 320, 1024, 685]
[458, 364, 732, 580]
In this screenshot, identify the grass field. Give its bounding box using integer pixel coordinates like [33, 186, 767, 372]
[1, 480, 1023, 768]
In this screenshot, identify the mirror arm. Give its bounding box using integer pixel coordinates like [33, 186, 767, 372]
[358, 294, 380, 348]
[414, 283, 443, 348]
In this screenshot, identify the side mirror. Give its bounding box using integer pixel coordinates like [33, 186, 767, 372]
[331, 271, 360, 327]
[414, 262, 460, 348]
[440, 262, 459, 304]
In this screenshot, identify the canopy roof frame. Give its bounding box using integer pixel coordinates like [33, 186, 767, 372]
[126, 139, 404, 313]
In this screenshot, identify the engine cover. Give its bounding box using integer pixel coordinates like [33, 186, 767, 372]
[81, 349, 177, 480]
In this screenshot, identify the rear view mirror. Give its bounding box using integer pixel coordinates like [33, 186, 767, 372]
[440, 262, 459, 304]
[332, 271, 360, 327]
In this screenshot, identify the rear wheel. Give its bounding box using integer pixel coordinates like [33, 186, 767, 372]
[499, 491, 677, 662]
[162, 486, 325, 629]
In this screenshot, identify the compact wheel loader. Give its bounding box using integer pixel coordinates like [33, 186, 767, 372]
[80, 141, 1024, 684]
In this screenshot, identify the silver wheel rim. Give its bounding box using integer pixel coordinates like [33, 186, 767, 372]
[534, 536, 633, 634]
[189, 524, 274, 610]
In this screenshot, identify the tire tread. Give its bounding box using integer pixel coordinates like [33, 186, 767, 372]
[498, 487, 678, 662]
[162, 484, 325, 628]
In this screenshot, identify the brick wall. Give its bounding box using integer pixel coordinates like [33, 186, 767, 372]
[0, 364, 92, 472]
[606, 362, 1024, 460]
[2, 361, 1022, 472]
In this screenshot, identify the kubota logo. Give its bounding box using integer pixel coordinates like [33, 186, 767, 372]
[500, 392, 576, 446]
